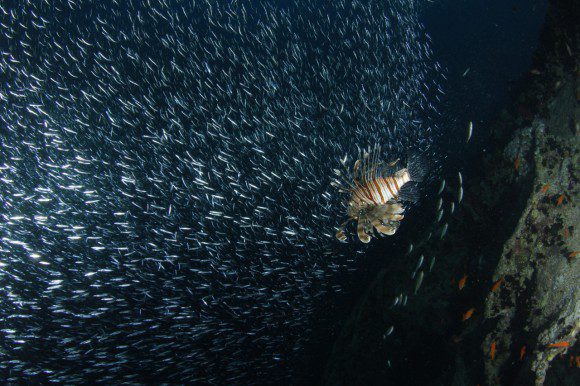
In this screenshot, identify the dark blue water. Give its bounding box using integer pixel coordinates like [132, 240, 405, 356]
[426, 0, 547, 114]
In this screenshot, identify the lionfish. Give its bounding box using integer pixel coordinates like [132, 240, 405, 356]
[332, 145, 425, 243]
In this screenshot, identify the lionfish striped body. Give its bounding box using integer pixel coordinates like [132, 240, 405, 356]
[332, 145, 423, 243]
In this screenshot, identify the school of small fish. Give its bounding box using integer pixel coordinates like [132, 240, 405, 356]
[0, 0, 444, 383]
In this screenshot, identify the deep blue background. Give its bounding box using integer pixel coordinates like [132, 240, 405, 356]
[422, 0, 547, 151]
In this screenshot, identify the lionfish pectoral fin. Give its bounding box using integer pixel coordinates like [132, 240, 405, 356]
[335, 220, 351, 242]
[384, 213, 404, 222]
[374, 220, 398, 235]
[356, 218, 371, 243]
[353, 159, 361, 183]
[385, 201, 405, 215]
[372, 219, 394, 236]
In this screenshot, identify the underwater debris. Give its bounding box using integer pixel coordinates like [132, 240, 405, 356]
[334, 145, 426, 243]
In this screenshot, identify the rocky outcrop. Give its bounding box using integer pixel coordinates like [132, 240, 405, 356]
[483, 114, 579, 385]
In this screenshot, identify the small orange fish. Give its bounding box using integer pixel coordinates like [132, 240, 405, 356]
[458, 274, 468, 290]
[556, 194, 565, 205]
[520, 345, 526, 361]
[462, 307, 475, 321]
[564, 228, 570, 238]
[547, 341, 570, 348]
[491, 278, 504, 292]
[491, 341, 496, 361]
[514, 156, 521, 171]
[569, 251, 579, 258]
[541, 183, 550, 193]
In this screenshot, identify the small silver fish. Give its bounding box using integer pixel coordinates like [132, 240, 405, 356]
[429, 256, 436, 272]
[467, 122, 473, 142]
[414, 254, 424, 272]
[438, 179, 446, 195]
[414, 270, 424, 294]
[440, 223, 448, 239]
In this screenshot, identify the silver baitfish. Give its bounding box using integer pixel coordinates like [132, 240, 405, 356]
[0, 0, 444, 384]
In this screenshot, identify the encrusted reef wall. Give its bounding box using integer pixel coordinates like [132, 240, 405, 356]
[484, 112, 579, 386]
[323, 0, 578, 385]
[483, 0, 579, 384]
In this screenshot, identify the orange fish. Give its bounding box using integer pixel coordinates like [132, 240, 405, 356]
[564, 228, 570, 238]
[569, 251, 579, 258]
[520, 345, 526, 361]
[458, 274, 468, 290]
[514, 156, 521, 171]
[491, 278, 504, 292]
[556, 194, 565, 205]
[541, 183, 550, 193]
[462, 307, 475, 321]
[490, 341, 496, 361]
[547, 341, 570, 348]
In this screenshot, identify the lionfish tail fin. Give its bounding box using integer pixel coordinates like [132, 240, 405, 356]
[335, 219, 351, 242]
[398, 182, 420, 203]
[407, 153, 427, 182]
